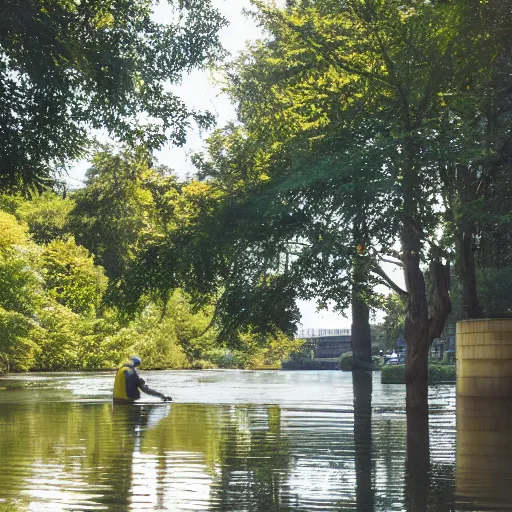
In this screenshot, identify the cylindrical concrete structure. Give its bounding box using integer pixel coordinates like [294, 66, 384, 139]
[456, 319, 512, 508]
[456, 318, 512, 397]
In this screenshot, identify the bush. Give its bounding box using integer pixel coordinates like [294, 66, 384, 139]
[0, 307, 39, 372]
[191, 359, 217, 370]
[31, 303, 81, 371]
[381, 364, 405, 384]
[381, 363, 456, 384]
[338, 352, 382, 371]
[281, 359, 339, 370]
[428, 363, 456, 382]
[339, 351, 353, 371]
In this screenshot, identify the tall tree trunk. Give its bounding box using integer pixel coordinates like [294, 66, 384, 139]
[351, 289, 372, 370]
[353, 371, 374, 511]
[402, 227, 452, 409]
[351, 219, 372, 370]
[402, 229, 430, 409]
[402, 131, 452, 409]
[458, 226, 483, 319]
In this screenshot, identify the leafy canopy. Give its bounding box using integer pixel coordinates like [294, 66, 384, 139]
[0, 0, 226, 191]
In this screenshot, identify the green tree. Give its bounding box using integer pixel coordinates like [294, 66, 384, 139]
[437, 0, 512, 320]
[68, 147, 179, 308]
[16, 192, 75, 245]
[187, 0, 508, 407]
[0, 0, 226, 191]
[106, 303, 189, 369]
[381, 294, 406, 349]
[0, 212, 42, 317]
[0, 253, 42, 316]
[0, 211, 30, 251]
[41, 238, 107, 315]
[31, 302, 82, 370]
[0, 308, 39, 372]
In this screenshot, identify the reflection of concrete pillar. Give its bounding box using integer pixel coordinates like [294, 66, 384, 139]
[456, 396, 512, 504]
[456, 319, 512, 507]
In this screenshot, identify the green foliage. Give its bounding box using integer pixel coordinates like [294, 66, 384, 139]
[41, 238, 107, 315]
[339, 352, 353, 372]
[68, 148, 181, 309]
[379, 294, 407, 349]
[254, 331, 305, 368]
[0, 211, 30, 251]
[0, 0, 226, 191]
[0, 186, 308, 374]
[381, 364, 456, 384]
[200, 330, 303, 370]
[190, 359, 217, 370]
[0, 194, 23, 215]
[0, 252, 42, 316]
[0, 307, 39, 372]
[31, 303, 82, 371]
[17, 192, 74, 244]
[286, 338, 316, 363]
[339, 351, 381, 371]
[165, 289, 217, 362]
[477, 268, 512, 318]
[281, 359, 339, 370]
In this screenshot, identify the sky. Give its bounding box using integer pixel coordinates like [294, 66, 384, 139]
[66, 0, 404, 330]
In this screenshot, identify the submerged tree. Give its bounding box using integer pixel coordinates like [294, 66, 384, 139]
[180, 0, 511, 407]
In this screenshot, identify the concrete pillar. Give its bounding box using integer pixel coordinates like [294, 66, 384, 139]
[456, 319, 512, 508]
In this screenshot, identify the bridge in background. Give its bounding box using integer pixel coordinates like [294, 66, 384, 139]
[297, 329, 352, 359]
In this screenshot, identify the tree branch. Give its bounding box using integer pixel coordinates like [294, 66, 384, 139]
[372, 264, 408, 296]
[378, 255, 403, 267]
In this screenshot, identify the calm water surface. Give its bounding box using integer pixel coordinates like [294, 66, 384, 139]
[0, 370, 508, 511]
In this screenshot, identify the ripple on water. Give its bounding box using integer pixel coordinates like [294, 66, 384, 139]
[0, 370, 507, 511]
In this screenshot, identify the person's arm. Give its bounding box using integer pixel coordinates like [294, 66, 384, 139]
[138, 378, 172, 401]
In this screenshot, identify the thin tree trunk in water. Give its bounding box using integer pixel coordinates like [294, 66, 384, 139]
[402, 222, 430, 409]
[353, 371, 374, 511]
[402, 224, 451, 409]
[405, 405, 430, 512]
[351, 289, 372, 370]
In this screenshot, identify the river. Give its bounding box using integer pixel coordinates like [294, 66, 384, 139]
[0, 370, 508, 511]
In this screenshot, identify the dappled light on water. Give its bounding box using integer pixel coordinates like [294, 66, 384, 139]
[0, 370, 501, 511]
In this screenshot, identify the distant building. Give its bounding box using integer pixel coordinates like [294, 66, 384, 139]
[297, 328, 351, 338]
[297, 329, 352, 359]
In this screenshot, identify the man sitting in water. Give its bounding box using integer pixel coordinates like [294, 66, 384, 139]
[113, 356, 172, 403]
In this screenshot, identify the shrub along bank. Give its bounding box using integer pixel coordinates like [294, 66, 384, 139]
[381, 363, 456, 384]
[339, 352, 382, 371]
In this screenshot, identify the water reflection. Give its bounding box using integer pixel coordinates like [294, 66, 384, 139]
[405, 406, 430, 512]
[456, 396, 512, 510]
[0, 371, 470, 511]
[353, 371, 374, 511]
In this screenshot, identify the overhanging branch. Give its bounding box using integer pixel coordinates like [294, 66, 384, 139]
[372, 264, 408, 296]
[378, 255, 403, 267]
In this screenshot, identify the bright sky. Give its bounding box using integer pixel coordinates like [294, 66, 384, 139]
[66, 0, 403, 329]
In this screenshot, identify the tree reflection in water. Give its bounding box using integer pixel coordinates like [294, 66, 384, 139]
[406, 405, 455, 512]
[406, 405, 430, 512]
[213, 405, 295, 510]
[0, 373, 465, 511]
[352, 370, 374, 511]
